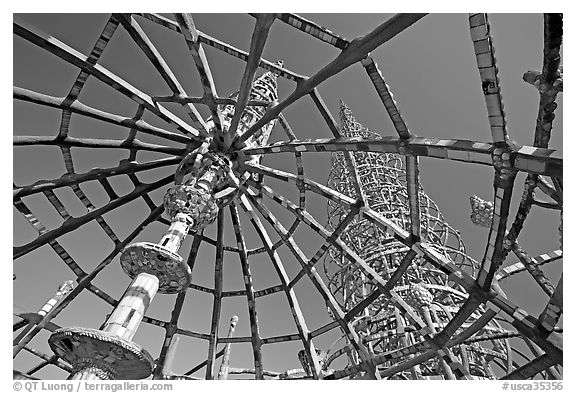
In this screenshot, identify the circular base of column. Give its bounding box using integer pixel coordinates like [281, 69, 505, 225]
[49, 327, 154, 380]
[120, 242, 192, 294]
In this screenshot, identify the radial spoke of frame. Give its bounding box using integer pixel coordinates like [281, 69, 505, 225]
[249, 170, 436, 306]
[276, 114, 307, 209]
[511, 243, 555, 296]
[538, 273, 562, 335]
[495, 249, 562, 281]
[153, 95, 270, 107]
[153, 291, 187, 379]
[542, 15, 563, 84]
[13, 314, 61, 343]
[14, 86, 191, 145]
[235, 14, 427, 147]
[468, 14, 509, 143]
[418, 242, 563, 364]
[476, 173, 517, 290]
[150, 229, 208, 376]
[345, 250, 417, 322]
[116, 14, 209, 135]
[67, 15, 119, 101]
[501, 354, 557, 380]
[310, 89, 365, 203]
[159, 336, 181, 379]
[174, 13, 223, 134]
[14, 135, 186, 156]
[532, 200, 561, 210]
[185, 230, 206, 282]
[449, 309, 498, 348]
[277, 113, 297, 140]
[329, 308, 498, 380]
[184, 348, 225, 376]
[238, 194, 324, 379]
[205, 212, 225, 380]
[249, 180, 402, 301]
[50, 134, 125, 253]
[310, 321, 339, 340]
[13, 18, 202, 140]
[536, 176, 562, 203]
[229, 204, 264, 379]
[361, 56, 412, 139]
[289, 206, 359, 288]
[66, 152, 126, 248]
[239, 137, 561, 178]
[14, 156, 180, 199]
[241, 162, 356, 210]
[518, 337, 556, 377]
[59, 16, 120, 139]
[242, 191, 382, 379]
[405, 156, 421, 238]
[14, 198, 87, 278]
[14, 205, 164, 357]
[225, 14, 276, 147]
[14, 174, 173, 260]
[433, 297, 483, 347]
[551, 176, 562, 199]
[275, 14, 350, 49]
[532, 14, 563, 148]
[134, 13, 305, 83]
[500, 176, 539, 268]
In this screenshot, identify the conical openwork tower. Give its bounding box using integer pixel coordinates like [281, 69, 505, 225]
[14, 13, 562, 380]
[322, 103, 509, 379]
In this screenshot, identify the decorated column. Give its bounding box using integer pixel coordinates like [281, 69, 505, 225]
[47, 154, 232, 380]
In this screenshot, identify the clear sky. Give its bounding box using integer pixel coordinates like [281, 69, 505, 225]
[13, 13, 563, 380]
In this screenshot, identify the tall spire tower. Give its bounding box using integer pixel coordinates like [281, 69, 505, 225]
[322, 102, 510, 379]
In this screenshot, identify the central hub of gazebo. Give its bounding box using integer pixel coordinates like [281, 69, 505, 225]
[120, 146, 240, 293]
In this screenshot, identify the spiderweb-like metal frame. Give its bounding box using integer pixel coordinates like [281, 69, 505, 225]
[13, 13, 562, 380]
